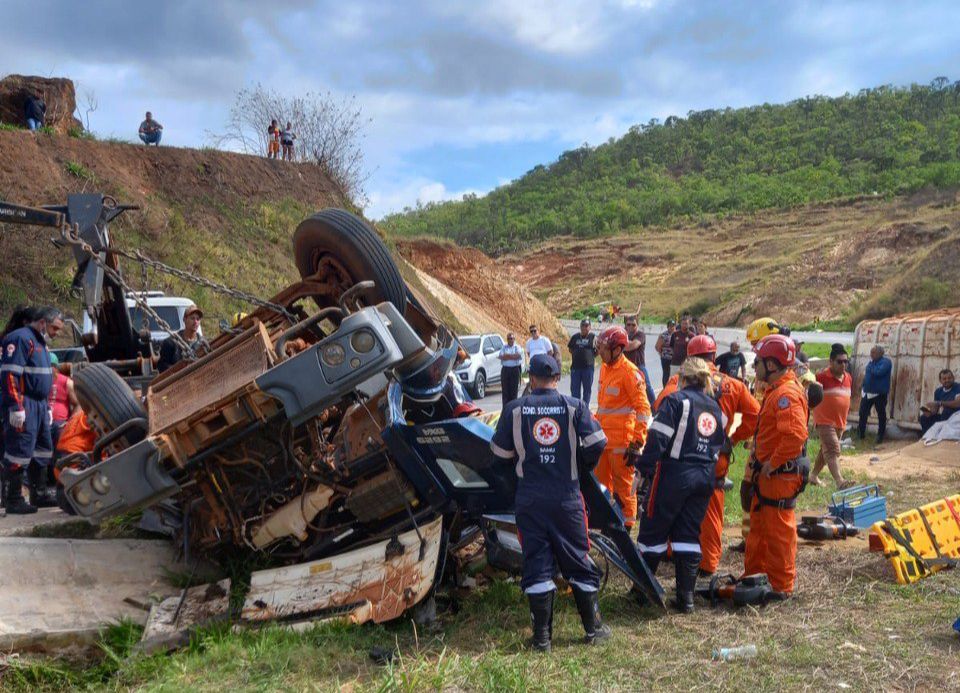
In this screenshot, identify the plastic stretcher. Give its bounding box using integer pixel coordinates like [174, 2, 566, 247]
[869, 493, 960, 584]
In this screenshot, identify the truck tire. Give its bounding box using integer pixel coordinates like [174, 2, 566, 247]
[72, 363, 147, 449]
[292, 209, 407, 312]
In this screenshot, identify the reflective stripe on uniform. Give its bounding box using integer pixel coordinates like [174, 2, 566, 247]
[637, 542, 668, 554]
[582, 429, 607, 447]
[649, 420, 674, 438]
[490, 441, 514, 459]
[566, 402, 578, 481]
[636, 413, 651, 423]
[597, 406, 635, 415]
[569, 579, 598, 593]
[672, 542, 701, 554]
[512, 406, 525, 478]
[0, 364, 51, 375]
[605, 386, 620, 395]
[670, 398, 691, 459]
[524, 580, 557, 594]
[3, 453, 31, 465]
[33, 448, 52, 459]
[608, 447, 628, 454]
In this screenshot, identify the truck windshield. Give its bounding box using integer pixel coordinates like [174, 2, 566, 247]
[128, 306, 183, 333]
[459, 337, 481, 354]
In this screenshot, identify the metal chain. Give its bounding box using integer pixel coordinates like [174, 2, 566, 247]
[55, 216, 300, 360]
[60, 224, 198, 357]
[107, 246, 297, 323]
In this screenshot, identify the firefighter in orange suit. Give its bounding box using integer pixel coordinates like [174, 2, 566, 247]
[743, 334, 809, 596]
[595, 326, 651, 526]
[653, 334, 760, 576]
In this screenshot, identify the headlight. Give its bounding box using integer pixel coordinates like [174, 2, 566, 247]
[458, 358, 472, 369]
[322, 343, 346, 366]
[350, 330, 376, 354]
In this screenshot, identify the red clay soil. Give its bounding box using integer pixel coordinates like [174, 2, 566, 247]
[0, 129, 346, 213]
[395, 238, 566, 344]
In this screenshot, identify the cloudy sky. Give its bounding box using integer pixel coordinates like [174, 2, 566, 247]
[2, 1, 958, 218]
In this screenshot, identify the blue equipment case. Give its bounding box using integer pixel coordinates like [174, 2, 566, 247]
[827, 484, 887, 529]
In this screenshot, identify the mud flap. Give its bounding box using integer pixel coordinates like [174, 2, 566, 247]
[580, 472, 667, 610]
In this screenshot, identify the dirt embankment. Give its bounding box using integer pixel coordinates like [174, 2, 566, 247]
[395, 238, 566, 344]
[500, 190, 960, 326]
[0, 129, 554, 346]
[0, 130, 353, 325]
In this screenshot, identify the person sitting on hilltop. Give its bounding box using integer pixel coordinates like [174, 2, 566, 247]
[23, 90, 46, 131]
[139, 112, 163, 146]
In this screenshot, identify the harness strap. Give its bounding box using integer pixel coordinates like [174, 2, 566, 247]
[754, 490, 797, 510]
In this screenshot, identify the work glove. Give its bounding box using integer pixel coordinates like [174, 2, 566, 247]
[739, 479, 754, 513]
[9, 409, 26, 430]
[719, 437, 734, 458]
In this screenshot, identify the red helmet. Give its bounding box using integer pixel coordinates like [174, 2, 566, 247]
[453, 401, 482, 418]
[687, 335, 717, 357]
[753, 334, 796, 368]
[597, 326, 628, 349]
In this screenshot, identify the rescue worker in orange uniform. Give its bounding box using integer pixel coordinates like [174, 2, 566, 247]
[653, 335, 760, 576]
[594, 326, 651, 526]
[52, 409, 98, 514]
[743, 334, 809, 596]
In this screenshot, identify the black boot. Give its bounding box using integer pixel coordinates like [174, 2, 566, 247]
[671, 556, 698, 614]
[527, 591, 555, 652]
[6, 468, 38, 514]
[630, 552, 661, 605]
[27, 462, 57, 508]
[572, 587, 611, 645]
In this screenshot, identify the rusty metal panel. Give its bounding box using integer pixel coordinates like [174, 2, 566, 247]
[852, 308, 960, 431]
[148, 322, 275, 435]
[240, 516, 442, 626]
[850, 319, 880, 415]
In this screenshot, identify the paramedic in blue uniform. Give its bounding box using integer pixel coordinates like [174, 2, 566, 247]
[490, 353, 610, 652]
[632, 357, 725, 613]
[2, 306, 62, 514]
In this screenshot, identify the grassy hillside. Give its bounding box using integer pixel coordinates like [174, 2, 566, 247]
[382, 79, 960, 254]
[499, 189, 960, 327]
[0, 130, 352, 328]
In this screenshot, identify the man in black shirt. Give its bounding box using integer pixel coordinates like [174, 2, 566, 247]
[669, 315, 696, 376]
[157, 304, 210, 372]
[567, 319, 596, 403]
[716, 341, 747, 380]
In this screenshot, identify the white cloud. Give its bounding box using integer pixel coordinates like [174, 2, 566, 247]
[365, 177, 485, 219]
[442, 0, 659, 56]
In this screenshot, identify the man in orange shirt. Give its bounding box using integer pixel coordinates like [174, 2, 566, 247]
[595, 326, 650, 527]
[743, 334, 809, 596]
[809, 346, 853, 488]
[654, 335, 760, 576]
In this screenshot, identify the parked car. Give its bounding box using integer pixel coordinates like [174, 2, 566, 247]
[455, 333, 511, 398]
[58, 209, 665, 641]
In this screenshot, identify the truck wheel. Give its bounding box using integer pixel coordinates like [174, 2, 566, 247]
[472, 371, 486, 399]
[292, 209, 407, 312]
[72, 363, 147, 450]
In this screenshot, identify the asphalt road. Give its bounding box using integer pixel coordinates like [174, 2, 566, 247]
[474, 345, 667, 411]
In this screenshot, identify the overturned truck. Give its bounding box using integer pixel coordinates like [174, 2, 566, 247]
[56, 208, 664, 635]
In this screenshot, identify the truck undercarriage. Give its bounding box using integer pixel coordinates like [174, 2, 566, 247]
[2, 198, 665, 644]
